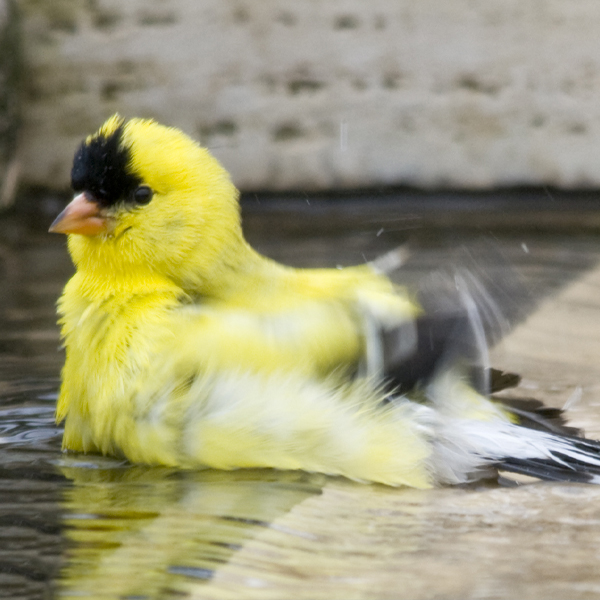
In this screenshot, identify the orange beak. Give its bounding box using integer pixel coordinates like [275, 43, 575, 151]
[49, 192, 108, 236]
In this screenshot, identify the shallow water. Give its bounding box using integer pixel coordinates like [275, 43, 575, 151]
[2, 198, 600, 599]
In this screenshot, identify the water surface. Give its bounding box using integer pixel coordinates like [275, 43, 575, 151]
[2, 198, 600, 599]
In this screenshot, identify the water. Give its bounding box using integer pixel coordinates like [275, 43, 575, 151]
[2, 197, 600, 599]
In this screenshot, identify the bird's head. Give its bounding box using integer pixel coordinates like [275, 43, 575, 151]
[50, 115, 245, 293]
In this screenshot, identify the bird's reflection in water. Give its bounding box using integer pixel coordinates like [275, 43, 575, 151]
[57, 459, 325, 599]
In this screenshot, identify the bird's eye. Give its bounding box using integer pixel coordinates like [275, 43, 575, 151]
[132, 185, 153, 205]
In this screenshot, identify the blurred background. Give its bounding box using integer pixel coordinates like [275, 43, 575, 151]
[4, 0, 600, 198]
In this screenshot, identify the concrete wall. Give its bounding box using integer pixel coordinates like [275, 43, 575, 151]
[14, 0, 600, 191]
[0, 0, 19, 205]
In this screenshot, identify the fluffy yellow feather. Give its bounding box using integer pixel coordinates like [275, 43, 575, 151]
[51, 115, 600, 487]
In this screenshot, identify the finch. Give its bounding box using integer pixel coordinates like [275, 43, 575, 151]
[49, 115, 600, 487]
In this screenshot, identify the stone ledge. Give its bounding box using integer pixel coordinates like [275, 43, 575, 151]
[16, 1, 600, 191]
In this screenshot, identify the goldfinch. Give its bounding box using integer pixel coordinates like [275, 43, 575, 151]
[50, 115, 600, 487]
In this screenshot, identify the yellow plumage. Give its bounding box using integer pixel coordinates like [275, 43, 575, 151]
[52, 115, 600, 488]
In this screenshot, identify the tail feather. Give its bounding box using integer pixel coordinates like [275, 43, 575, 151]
[487, 422, 600, 484]
[499, 457, 600, 484]
[499, 433, 600, 483]
[434, 418, 600, 485]
[494, 396, 581, 437]
[488, 368, 521, 393]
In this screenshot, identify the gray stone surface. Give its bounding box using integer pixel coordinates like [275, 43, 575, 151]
[15, 1, 600, 191]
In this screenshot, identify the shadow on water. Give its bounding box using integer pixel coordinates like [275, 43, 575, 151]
[57, 463, 324, 599]
[2, 193, 600, 598]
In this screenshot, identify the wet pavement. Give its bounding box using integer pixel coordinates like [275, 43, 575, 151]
[2, 193, 600, 599]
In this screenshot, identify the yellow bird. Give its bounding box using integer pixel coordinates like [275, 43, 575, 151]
[50, 115, 600, 487]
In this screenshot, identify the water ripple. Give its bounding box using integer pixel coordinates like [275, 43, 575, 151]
[0, 402, 62, 446]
